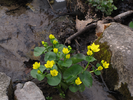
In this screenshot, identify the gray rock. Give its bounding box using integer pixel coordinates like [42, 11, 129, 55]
[0, 72, 13, 100]
[98, 22, 133, 99]
[14, 81, 45, 100]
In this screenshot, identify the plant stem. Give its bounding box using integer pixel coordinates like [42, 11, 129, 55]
[84, 62, 90, 71]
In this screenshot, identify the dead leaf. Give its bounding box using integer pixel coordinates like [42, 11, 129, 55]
[76, 16, 93, 31]
[76, 0, 85, 13]
[96, 21, 111, 37]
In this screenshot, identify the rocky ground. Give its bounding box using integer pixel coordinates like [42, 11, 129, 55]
[0, 0, 133, 100]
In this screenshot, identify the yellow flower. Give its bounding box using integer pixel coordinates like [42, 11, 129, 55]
[90, 43, 100, 52]
[68, 45, 72, 51]
[51, 60, 55, 65]
[37, 70, 41, 74]
[50, 69, 58, 77]
[42, 41, 45, 45]
[45, 60, 54, 68]
[33, 62, 40, 69]
[101, 60, 105, 64]
[41, 41, 48, 47]
[75, 77, 82, 85]
[98, 66, 103, 70]
[87, 45, 91, 50]
[53, 40, 58, 44]
[87, 50, 93, 56]
[53, 48, 58, 53]
[62, 48, 70, 54]
[66, 54, 70, 59]
[49, 34, 55, 39]
[102, 61, 109, 69]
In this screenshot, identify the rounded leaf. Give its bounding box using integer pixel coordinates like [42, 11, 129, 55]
[69, 85, 78, 92]
[71, 53, 86, 64]
[44, 52, 56, 62]
[36, 74, 45, 81]
[47, 73, 61, 86]
[63, 64, 83, 79]
[30, 69, 37, 78]
[58, 59, 72, 67]
[34, 47, 46, 56]
[79, 71, 93, 87]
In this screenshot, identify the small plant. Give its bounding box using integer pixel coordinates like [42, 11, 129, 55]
[46, 96, 52, 100]
[30, 34, 109, 97]
[129, 21, 133, 28]
[88, 0, 117, 15]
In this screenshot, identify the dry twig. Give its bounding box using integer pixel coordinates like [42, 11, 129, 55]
[65, 23, 96, 44]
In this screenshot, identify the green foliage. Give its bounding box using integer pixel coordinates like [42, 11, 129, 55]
[30, 34, 109, 98]
[88, 0, 117, 15]
[46, 96, 52, 100]
[129, 21, 133, 28]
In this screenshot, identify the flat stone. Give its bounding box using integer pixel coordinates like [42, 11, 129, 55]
[14, 81, 45, 100]
[0, 72, 13, 100]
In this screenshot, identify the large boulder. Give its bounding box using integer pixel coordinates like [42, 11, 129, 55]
[14, 81, 45, 100]
[95, 22, 133, 100]
[0, 72, 13, 100]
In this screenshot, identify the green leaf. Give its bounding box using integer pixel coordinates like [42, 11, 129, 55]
[30, 69, 37, 78]
[39, 65, 46, 72]
[85, 56, 96, 62]
[53, 65, 58, 70]
[36, 74, 45, 81]
[96, 63, 101, 67]
[69, 85, 78, 92]
[47, 46, 53, 52]
[34, 47, 46, 56]
[94, 70, 101, 75]
[60, 82, 69, 91]
[129, 21, 133, 28]
[65, 76, 77, 83]
[63, 64, 83, 79]
[79, 71, 93, 87]
[71, 53, 86, 64]
[78, 84, 85, 92]
[44, 52, 56, 62]
[58, 59, 72, 67]
[47, 73, 61, 86]
[55, 44, 66, 52]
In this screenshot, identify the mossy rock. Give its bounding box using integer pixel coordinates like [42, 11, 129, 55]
[94, 22, 133, 100]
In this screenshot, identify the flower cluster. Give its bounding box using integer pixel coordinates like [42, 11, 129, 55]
[45, 60, 55, 68]
[62, 48, 70, 54]
[101, 60, 109, 69]
[53, 48, 58, 53]
[50, 69, 58, 76]
[53, 40, 58, 45]
[66, 54, 70, 59]
[87, 43, 100, 56]
[33, 62, 40, 69]
[31, 33, 110, 96]
[49, 34, 55, 39]
[41, 41, 48, 47]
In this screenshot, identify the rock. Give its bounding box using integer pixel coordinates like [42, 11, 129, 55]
[0, 72, 13, 100]
[14, 81, 45, 100]
[96, 22, 133, 100]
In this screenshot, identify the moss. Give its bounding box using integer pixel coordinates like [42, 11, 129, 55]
[118, 83, 133, 100]
[94, 35, 119, 90]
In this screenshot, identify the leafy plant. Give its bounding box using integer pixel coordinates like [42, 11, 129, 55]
[129, 21, 133, 28]
[88, 0, 117, 15]
[46, 96, 52, 100]
[30, 34, 109, 97]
